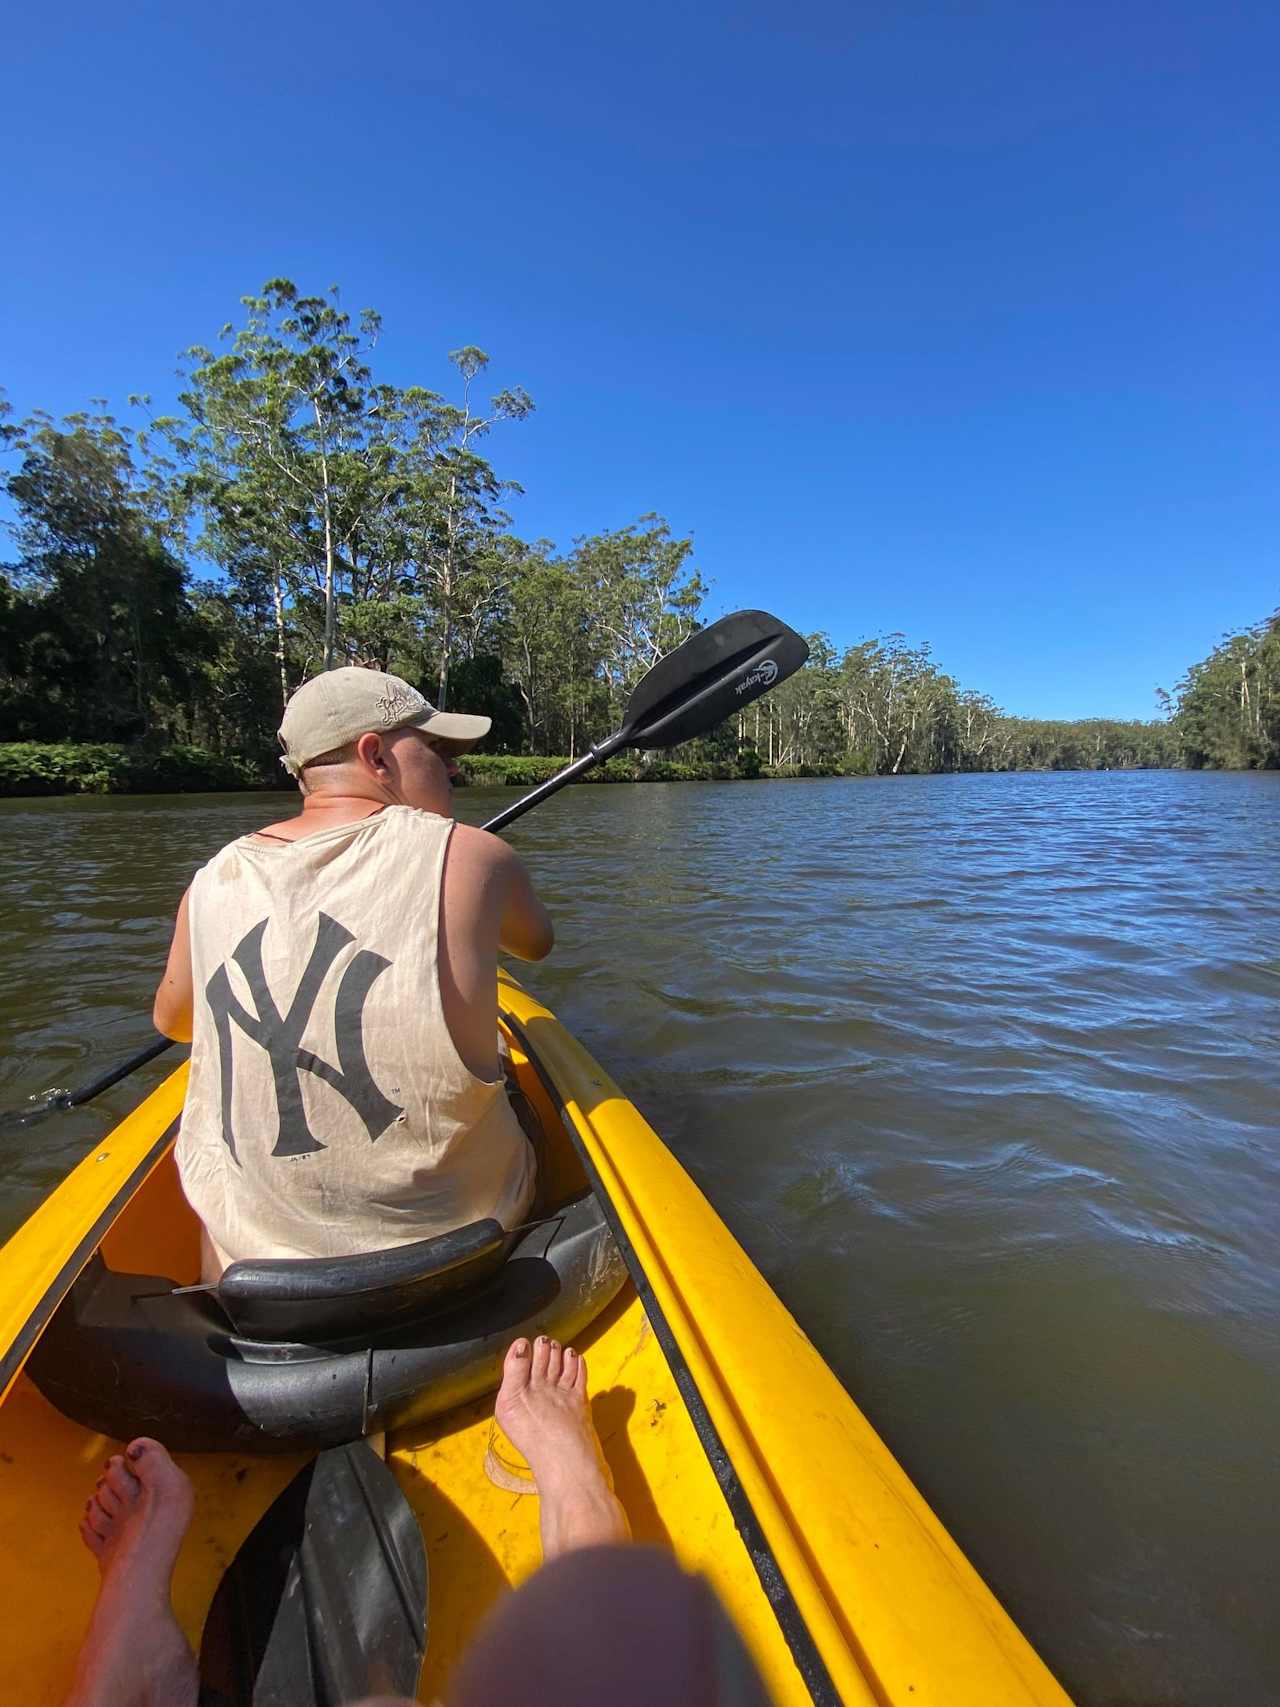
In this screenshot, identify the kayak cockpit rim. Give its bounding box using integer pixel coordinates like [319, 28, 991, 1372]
[0, 1118, 179, 1402]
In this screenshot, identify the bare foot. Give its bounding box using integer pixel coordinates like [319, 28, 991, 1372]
[494, 1336, 630, 1561]
[65, 1438, 198, 1707]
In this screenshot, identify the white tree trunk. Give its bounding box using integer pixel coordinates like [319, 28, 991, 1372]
[314, 403, 337, 670]
[273, 567, 289, 710]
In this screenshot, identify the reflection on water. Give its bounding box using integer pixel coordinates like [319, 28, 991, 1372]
[2, 770, 1278, 1705]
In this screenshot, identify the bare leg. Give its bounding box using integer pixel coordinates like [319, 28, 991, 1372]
[65, 1438, 198, 1707]
[493, 1335, 630, 1561]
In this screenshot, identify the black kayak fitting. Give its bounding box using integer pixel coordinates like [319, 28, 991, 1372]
[28, 1191, 626, 1453]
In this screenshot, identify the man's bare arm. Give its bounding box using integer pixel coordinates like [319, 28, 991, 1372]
[154, 888, 195, 1042]
[493, 841, 554, 962]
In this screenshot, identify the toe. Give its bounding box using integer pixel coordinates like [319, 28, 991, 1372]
[545, 1339, 564, 1383]
[574, 1351, 589, 1394]
[104, 1457, 141, 1504]
[531, 1334, 552, 1381]
[501, 1338, 533, 1394]
[125, 1436, 169, 1473]
[559, 1346, 579, 1388]
[85, 1499, 113, 1540]
[125, 1437, 189, 1500]
[79, 1516, 106, 1559]
[95, 1480, 124, 1519]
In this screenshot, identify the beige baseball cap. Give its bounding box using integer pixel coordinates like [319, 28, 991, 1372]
[278, 667, 491, 775]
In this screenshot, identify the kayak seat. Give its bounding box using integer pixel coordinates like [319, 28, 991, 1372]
[212, 1218, 509, 1344]
[27, 1190, 628, 1451]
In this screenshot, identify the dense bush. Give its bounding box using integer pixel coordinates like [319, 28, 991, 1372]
[456, 755, 571, 787]
[0, 743, 819, 796]
[0, 742, 268, 797]
[455, 753, 773, 787]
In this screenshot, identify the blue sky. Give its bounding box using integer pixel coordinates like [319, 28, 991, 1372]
[4, 0, 1276, 718]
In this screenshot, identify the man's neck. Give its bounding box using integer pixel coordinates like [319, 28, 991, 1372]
[253, 794, 387, 843]
[300, 793, 386, 821]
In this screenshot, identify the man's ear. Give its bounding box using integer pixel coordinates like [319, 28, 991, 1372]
[355, 731, 387, 773]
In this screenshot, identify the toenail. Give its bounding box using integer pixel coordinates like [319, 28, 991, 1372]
[126, 1442, 145, 1460]
[512, 1338, 530, 1356]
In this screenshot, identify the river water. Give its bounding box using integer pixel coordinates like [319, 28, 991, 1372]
[1, 771, 1277, 1705]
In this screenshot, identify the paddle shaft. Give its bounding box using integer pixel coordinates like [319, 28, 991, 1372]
[480, 733, 625, 834]
[11, 1033, 178, 1128]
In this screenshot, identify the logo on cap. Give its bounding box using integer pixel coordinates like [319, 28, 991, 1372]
[377, 684, 423, 725]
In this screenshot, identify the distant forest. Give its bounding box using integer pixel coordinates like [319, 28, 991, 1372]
[1, 279, 1276, 779]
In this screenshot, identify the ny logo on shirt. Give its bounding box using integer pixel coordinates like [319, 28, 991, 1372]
[205, 913, 402, 1161]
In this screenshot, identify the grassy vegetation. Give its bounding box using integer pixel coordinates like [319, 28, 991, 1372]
[0, 742, 268, 797]
[0, 743, 779, 797]
[456, 752, 767, 786]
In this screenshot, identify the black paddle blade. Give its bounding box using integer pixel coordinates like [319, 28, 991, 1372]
[198, 1442, 427, 1707]
[620, 609, 809, 751]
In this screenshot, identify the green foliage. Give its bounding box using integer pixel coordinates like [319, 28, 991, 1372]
[455, 754, 731, 786]
[1169, 612, 1280, 769]
[0, 742, 265, 796]
[446, 653, 524, 752]
[455, 754, 568, 787]
[1, 410, 200, 743]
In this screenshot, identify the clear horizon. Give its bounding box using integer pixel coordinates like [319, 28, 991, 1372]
[4, 1, 1276, 721]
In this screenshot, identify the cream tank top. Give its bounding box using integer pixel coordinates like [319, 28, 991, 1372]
[177, 806, 535, 1266]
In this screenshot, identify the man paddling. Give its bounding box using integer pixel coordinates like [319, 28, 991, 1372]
[153, 667, 553, 1279]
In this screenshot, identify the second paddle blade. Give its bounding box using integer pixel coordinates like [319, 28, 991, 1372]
[198, 1440, 427, 1707]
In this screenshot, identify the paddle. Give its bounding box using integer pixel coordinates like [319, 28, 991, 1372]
[198, 1439, 428, 1706]
[7, 1033, 178, 1130]
[5, 608, 807, 1126]
[480, 607, 810, 833]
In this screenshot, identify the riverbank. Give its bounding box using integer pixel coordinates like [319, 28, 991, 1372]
[0, 741, 1197, 798]
[0, 741, 795, 797]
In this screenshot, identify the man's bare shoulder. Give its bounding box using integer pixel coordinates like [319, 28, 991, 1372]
[448, 822, 518, 869]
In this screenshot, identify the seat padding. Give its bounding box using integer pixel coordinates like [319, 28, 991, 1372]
[214, 1219, 508, 1341]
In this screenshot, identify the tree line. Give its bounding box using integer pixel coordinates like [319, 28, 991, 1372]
[1158, 611, 1280, 770]
[0, 278, 1273, 780]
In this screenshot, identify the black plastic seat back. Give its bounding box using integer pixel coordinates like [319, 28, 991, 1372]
[214, 1218, 508, 1343]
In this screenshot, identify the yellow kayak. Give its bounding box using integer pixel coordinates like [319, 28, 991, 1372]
[0, 970, 1073, 1706]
